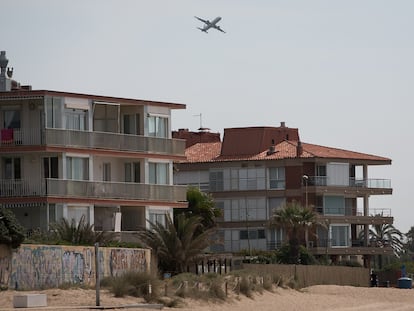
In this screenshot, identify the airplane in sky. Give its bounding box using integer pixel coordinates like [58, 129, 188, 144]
[194, 16, 226, 33]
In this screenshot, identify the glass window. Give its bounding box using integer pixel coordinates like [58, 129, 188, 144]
[324, 196, 345, 215]
[43, 157, 58, 178]
[269, 167, 285, 189]
[149, 211, 167, 227]
[149, 162, 169, 185]
[4, 110, 21, 129]
[3, 157, 21, 179]
[125, 162, 140, 183]
[65, 109, 87, 130]
[148, 116, 168, 138]
[46, 97, 63, 128]
[331, 225, 349, 247]
[66, 157, 89, 180]
[67, 206, 89, 225]
[93, 104, 119, 132]
[240, 229, 266, 240]
[317, 165, 327, 176]
[103, 163, 111, 181]
[209, 171, 224, 191]
[226, 198, 266, 221]
[123, 114, 140, 135]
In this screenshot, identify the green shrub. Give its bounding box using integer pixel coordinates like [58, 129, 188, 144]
[0, 207, 25, 249]
[26, 215, 115, 246]
[101, 271, 159, 302]
[239, 276, 253, 298]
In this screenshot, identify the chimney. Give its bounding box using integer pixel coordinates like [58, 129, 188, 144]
[280, 121, 286, 128]
[296, 140, 303, 157]
[0, 51, 21, 91]
[0, 51, 11, 91]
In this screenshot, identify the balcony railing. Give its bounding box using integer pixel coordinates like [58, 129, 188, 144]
[307, 176, 391, 189]
[315, 206, 392, 216]
[315, 238, 392, 248]
[0, 178, 187, 203]
[0, 128, 185, 156]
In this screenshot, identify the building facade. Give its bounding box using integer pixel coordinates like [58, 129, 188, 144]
[0, 51, 187, 238]
[174, 124, 394, 264]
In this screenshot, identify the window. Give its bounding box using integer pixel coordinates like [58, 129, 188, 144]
[268, 197, 285, 216]
[67, 206, 89, 225]
[331, 225, 349, 247]
[240, 229, 265, 240]
[43, 157, 58, 178]
[125, 162, 140, 183]
[65, 108, 87, 130]
[324, 196, 345, 215]
[66, 157, 89, 180]
[224, 198, 266, 221]
[93, 103, 119, 132]
[3, 157, 21, 179]
[149, 211, 167, 227]
[123, 114, 140, 135]
[316, 165, 326, 176]
[315, 164, 327, 186]
[209, 171, 224, 191]
[103, 163, 111, 181]
[46, 97, 62, 128]
[269, 167, 285, 189]
[4, 110, 20, 129]
[148, 116, 168, 138]
[149, 162, 169, 185]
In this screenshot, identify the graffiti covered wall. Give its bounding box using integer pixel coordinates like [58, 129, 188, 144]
[0, 244, 150, 290]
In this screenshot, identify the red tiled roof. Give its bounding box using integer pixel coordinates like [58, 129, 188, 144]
[183, 140, 391, 163]
[184, 142, 222, 163]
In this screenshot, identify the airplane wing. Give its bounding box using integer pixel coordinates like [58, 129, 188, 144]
[194, 16, 209, 24]
[214, 25, 226, 33]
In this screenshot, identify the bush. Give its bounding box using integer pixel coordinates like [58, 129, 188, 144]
[0, 207, 25, 249]
[26, 216, 115, 246]
[101, 271, 160, 302]
[239, 276, 253, 298]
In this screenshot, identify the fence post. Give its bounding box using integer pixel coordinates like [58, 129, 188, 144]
[94, 243, 100, 307]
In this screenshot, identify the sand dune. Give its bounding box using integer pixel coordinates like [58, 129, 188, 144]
[1, 285, 414, 310]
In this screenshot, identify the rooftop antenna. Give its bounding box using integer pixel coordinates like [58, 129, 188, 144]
[193, 113, 210, 132]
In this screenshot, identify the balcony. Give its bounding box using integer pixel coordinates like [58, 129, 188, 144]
[310, 238, 394, 256]
[0, 128, 185, 156]
[0, 179, 187, 203]
[307, 176, 391, 189]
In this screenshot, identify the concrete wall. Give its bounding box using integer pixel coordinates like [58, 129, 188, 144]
[0, 244, 150, 290]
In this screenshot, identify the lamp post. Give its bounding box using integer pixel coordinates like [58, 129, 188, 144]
[302, 175, 308, 208]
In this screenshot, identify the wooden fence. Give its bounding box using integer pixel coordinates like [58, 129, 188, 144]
[244, 263, 370, 288]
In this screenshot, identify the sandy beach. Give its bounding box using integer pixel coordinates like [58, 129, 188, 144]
[1, 285, 414, 311]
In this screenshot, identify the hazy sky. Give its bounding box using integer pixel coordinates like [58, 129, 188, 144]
[1, 1, 413, 232]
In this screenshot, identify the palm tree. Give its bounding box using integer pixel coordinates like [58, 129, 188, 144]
[174, 187, 222, 233]
[269, 200, 318, 263]
[366, 223, 404, 269]
[405, 226, 414, 253]
[137, 213, 214, 274]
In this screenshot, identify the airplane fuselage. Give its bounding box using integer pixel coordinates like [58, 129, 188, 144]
[195, 16, 225, 33]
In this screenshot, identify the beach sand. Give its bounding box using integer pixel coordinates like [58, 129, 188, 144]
[1, 285, 414, 310]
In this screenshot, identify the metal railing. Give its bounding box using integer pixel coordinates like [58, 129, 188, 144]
[0, 128, 185, 156]
[316, 238, 392, 248]
[0, 178, 187, 202]
[316, 206, 392, 217]
[307, 176, 391, 189]
[207, 175, 391, 192]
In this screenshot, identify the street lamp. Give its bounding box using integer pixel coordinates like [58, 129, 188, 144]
[302, 175, 309, 208]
